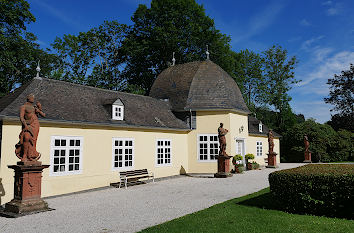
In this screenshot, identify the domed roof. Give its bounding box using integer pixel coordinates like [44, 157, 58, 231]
[149, 60, 250, 114]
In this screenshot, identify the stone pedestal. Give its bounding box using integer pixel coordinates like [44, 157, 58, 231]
[266, 152, 278, 168]
[4, 161, 49, 215]
[304, 151, 312, 163]
[214, 155, 233, 178]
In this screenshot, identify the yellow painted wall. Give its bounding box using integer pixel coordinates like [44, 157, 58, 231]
[187, 111, 230, 173]
[246, 135, 280, 165]
[0, 121, 188, 204]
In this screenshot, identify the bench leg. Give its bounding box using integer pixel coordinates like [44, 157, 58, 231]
[125, 177, 127, 189]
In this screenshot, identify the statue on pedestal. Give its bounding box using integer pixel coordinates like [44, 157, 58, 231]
[15, 94, 45, 162]
[304, 135, 312, 163]
[266, 129, 277, 168]
[215, 123, 232, 178]
[2, 94, 50, 216]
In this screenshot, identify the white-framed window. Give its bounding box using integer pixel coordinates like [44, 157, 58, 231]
[50, 136, 83, 176]
[112, 138, 134, 170]
[156, 139, 172, 166]
[112, 105, 124, 120]
[256, 141, 263, 156]
[198, 134, 219, 161]
[259, 122, 263, 132]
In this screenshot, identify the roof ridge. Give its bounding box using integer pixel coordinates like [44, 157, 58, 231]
[39, 77, 166, 102]
[184, 61, 207, 110]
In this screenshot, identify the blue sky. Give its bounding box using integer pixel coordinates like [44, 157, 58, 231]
[27, 0, 354, 123]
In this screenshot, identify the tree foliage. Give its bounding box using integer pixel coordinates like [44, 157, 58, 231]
[233, 49, 264, 111]
[122, 0, 234, 94]
[0, 0, 60, 96]
[324, 64, 354, 132]
[52, 21, 129, 90]
[281, 119, 353, 163]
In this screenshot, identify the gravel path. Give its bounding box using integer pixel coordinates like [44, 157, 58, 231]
[0, 163, 303, 233]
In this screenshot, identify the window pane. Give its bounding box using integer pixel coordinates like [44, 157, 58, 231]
[61, 140, 66, 146]
[76, 140, 80, 146]
[55, 140, 60, 146]
[54, 150, 59, 157]
[70, 140, 75, 146]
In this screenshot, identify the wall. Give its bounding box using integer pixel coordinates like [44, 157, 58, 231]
[246, 135, 280, 165]
[187, 111, 230, 173]
[0, 120, 188, 204]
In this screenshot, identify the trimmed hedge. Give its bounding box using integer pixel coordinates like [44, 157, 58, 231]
[269, 164, 354, 219]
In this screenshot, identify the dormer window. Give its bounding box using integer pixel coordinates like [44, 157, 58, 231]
[112, 98, 124, 120]
[259, 122, 263, 133]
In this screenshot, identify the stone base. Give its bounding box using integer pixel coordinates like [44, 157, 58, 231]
[4, 198, 49, 214]
[267, 152, 277, 167]
[304, 151, 312, 163]
[265, 165, 279, 168]
[214, 172, 233, 178]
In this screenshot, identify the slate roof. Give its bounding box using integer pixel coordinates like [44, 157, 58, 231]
[149, 60, 250, 113]
[248, 115, 281, 138]
[0, 78, 189, 130]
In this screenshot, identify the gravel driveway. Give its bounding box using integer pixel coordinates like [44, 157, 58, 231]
[0, 163, 303, 233]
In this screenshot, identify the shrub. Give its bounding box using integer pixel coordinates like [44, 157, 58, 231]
[252, 162, 260, 170]
[245, 153, 255, 160]
[233, 154, 243, 164]
[269, 164, 354, 219]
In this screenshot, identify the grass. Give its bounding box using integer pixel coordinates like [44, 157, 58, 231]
[140, 188, 354, 233]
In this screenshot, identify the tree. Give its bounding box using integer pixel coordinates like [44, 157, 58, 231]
[0, 0, 61, 96]
[233, 49, 265, 111]
[122, 0, 234, 94]
[262, 45, 299, 131]
[324, 64, 354, 132]
[52, 21, 129, 90]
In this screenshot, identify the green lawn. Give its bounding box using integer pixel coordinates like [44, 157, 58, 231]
[140, 188, 354, 233]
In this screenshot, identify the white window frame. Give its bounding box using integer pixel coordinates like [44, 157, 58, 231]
[197, 134, 219, 162]
[112, 138, 134, 171]
[112, 105, 124, 120]
[50, 136, 83, 176]
[156, 139, 172, 167]
[256, 141, 263, 157]
[259, 123, 263, 132]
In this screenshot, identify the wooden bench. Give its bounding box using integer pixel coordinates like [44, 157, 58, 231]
[264, 157, 268, 164]
[119, 169, 154, 189]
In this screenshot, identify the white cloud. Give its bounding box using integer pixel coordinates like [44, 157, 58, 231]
[300, 36, 324, 50]
[298, 50, 354, 87]
[300, 19, 311, 26]
[322, 1, 332, 6]
[32, 0, 82, 29]
[232, 1, 285, 43]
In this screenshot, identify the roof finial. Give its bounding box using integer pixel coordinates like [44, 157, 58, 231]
[206, 45, 210, 60]
[172, 52, 176, 66]
[36, 60, 41, 78]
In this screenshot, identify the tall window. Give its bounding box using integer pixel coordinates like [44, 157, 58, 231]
[257, 141, 263, 156]
[112, 138, 134, 170]
[259, 122, 263, 132]
[51, 136, 83, 175]
[198, 134, 219, 161]
[156, 139, 171, 166]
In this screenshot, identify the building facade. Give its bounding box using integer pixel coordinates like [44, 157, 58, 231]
[0, 60, 280, 204]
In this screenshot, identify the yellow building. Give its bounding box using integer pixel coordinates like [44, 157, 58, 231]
[0, 60, 280, 204]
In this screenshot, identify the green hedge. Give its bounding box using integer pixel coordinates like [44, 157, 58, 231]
[269, 164, 354, 219]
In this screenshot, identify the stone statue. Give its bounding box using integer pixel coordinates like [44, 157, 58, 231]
[15, 94, 45, 162]
[268, 130, 274, 154]
[218, 123, 228, 156]
[304, 135, 310, 152]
